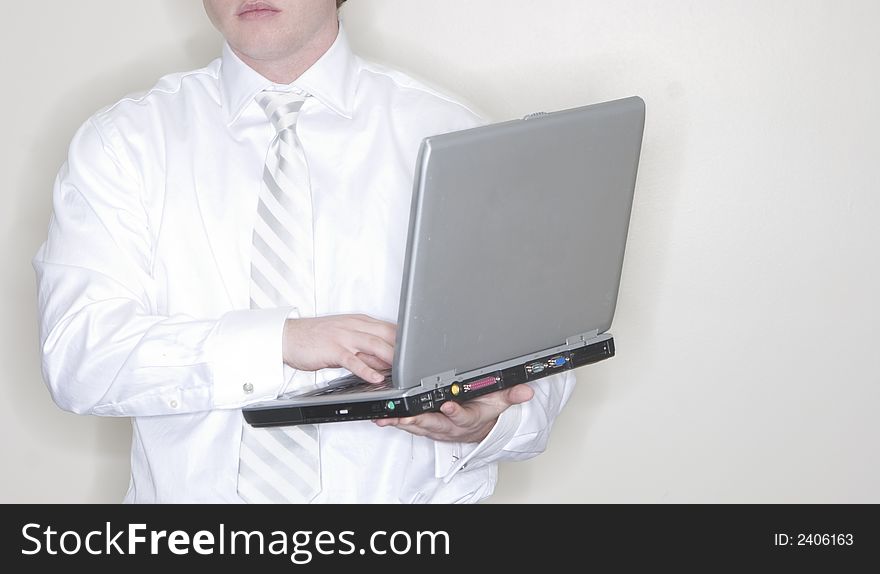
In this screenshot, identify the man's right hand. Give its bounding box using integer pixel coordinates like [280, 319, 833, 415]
[282, 315, 397, 383]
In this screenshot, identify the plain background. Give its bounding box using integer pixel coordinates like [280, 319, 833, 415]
[2, 0, 878, 503]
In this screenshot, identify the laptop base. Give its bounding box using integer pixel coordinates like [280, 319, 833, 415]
[243, 336, 614, 428]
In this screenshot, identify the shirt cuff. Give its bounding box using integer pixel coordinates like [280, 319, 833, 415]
[435, 402, 524, 482]
[211, 306, 294, 408]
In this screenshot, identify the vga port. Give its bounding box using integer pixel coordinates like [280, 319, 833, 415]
[546, 356, 568, 368]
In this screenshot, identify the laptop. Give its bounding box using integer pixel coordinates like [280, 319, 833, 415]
[243, 96, 646, 427]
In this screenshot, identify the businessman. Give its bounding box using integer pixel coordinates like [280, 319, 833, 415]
[33, 0, 576, 502]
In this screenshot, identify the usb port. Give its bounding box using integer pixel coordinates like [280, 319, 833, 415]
[433, 389, 446, 401]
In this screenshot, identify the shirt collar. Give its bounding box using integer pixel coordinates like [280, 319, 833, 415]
[219, 22, 357, 124]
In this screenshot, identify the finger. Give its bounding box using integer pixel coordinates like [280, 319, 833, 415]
[373, 418, 398, 427]
[352, 317, 398, 345]
[440, 384, 534, 425]
[356, 352, 392, 372]
[396, 413, 452, 435]
[505, 384, 535, 405]
[470, 384, 536, 410]
[393, 421, 431, 437]
[394, 418, 452, 439]
[351, 333, 395, 366]
[339, 351, 384, 383]
[439, 400, 482, 427]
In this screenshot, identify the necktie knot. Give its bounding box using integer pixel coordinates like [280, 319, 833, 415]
[256, 90, 308, 134]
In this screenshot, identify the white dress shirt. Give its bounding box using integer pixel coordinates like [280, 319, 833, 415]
[33, 24, 576, 503]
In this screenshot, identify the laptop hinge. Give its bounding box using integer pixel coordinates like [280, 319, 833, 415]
[420, 369, 458, 389]
[566, 330, 600, 346]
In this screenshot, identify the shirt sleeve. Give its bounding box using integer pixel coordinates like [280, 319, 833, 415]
[33, 116, 290, 417]
[433, 371, 577, 481]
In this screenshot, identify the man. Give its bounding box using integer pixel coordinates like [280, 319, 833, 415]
[33, 0, 575, 503]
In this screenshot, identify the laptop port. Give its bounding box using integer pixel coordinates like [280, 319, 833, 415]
[547, 356, 568, 368]
[462, 376, 499, 393]
[526, 361, 545, 374]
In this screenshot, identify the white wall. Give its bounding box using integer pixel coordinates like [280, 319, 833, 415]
[2, 0, 877, 503]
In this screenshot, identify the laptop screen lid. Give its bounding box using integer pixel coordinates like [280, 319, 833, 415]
[392, 96, 645, 388]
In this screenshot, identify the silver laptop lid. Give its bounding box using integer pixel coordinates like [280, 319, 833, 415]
[392, 96, 645, 388]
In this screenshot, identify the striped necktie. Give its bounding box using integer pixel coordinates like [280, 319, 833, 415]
[237, 90, 321, 504]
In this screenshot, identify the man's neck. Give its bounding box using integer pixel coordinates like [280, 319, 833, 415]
[233, 19, 339, 84]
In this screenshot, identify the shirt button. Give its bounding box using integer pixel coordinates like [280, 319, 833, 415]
[170, 400, 178, 409]
[243, 382, 254, 394]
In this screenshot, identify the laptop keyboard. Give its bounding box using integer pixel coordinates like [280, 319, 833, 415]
[278, 370, 393, 399]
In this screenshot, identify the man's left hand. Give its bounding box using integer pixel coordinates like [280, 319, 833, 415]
[373, 384, 534, 443]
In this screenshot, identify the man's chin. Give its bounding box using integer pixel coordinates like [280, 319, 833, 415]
[230, 40, 294, 63]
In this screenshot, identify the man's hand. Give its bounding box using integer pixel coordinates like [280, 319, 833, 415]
[374, 384, 535, 443]
[282, 314, 396, 383]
